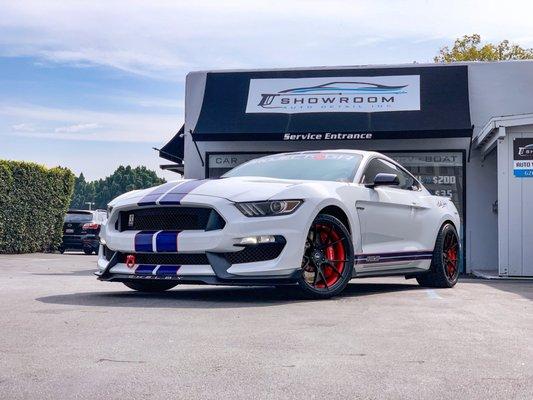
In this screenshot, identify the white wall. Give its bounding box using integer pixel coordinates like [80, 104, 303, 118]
[469, 62, 533, 138]
[466, 147, 498, 270]
[498, 125, 533, 276]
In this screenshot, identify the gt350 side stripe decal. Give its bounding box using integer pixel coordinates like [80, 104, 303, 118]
[355, 250, 433, 264]
[137, 181, 182, 206]
[158, 179, 209, 205]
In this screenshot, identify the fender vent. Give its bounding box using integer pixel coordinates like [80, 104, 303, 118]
[224, 242, 285, 264]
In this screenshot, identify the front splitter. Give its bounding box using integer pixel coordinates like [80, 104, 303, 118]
[95, 271, 301, 286]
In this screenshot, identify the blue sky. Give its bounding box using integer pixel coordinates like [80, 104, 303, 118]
[1, 0, 532, 180]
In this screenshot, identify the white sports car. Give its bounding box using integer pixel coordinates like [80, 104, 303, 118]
[97, 150, 460, 299]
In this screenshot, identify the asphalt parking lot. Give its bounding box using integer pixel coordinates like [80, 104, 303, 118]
[1, 253, 532, 400]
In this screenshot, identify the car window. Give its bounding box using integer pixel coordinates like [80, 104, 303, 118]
[361, 158, 419, 190]
[64, 212, 94, 223]
[396, 167, 419, 191]
[223, 152, 363, 182]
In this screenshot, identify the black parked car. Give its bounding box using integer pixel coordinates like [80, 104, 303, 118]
[60, 209, 107, 255]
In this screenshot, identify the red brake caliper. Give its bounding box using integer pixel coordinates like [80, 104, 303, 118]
[447, 246, 457, 277]
[320, 226, 345, 287]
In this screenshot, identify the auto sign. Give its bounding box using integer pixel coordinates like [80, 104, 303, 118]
[514, 138, 533, 178]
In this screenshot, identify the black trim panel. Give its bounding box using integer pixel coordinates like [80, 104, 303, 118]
[97, 271, 302, 286]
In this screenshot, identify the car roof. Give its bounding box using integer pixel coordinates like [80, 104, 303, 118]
[271, 149, 368, 156]
[269, 149, 391, 160]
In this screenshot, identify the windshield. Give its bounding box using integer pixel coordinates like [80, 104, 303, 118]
[222, 152, 363, 182]
[64, 212, 94, 223]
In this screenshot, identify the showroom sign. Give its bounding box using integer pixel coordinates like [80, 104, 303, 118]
[193, 66, 471, 140]
[513, 138, 533, 177]
[245, 75, 420, 114]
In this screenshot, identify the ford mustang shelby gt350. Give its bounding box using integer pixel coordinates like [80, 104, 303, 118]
[97, 150, 461, 299]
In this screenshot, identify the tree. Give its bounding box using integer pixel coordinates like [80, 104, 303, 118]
[70, 173, 88, 209]
[69, 166, 166, 210]
[434, 34, 533, 63]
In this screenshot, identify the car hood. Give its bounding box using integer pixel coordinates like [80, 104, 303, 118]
[186, 177, 304, 202]
[110, 177, 309, 206]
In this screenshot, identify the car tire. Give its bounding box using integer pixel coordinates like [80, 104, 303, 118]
[123, 281, 178, 292]
[296, 214, 354, 299]
[83, 249, 93, 255]
[59, 247, 65, 254]
[416, 223, 460, 288]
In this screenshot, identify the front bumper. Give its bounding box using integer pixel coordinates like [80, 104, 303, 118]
[97, 194, 313, 283]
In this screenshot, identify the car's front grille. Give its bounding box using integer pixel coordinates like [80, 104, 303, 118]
[224, 242, 285, 264]
[118, 207, 225, 232]
[116, 252, 210, 265]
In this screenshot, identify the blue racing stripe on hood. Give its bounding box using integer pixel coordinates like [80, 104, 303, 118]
[137, 181, 182, 206]
[158, 180, 209, 205]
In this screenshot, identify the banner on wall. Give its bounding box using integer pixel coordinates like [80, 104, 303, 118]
[193, 65, 471, 141]
[513, 138, 533, 177]
[245, 75, 420, 114]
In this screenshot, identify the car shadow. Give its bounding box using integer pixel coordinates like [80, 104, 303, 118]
[460, 277, 533, 301]
[36, 281, 421, 309]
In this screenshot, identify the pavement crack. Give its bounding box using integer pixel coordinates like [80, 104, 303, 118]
[96, 358, 146, 364]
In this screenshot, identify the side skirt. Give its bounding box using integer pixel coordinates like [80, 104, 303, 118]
[352, 267, 427, 278]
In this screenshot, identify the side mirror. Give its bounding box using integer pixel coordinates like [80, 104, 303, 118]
[366, 173, 400, 188]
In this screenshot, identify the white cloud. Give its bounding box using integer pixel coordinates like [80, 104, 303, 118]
[1, 1, 532, 79]
[54, 123, 99, 133]
[117, 96, 184, 110]
[11, 122, 36, 132]
[1, 103, 181, 143]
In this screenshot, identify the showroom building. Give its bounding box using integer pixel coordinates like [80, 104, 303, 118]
[159, 61, 533, 277]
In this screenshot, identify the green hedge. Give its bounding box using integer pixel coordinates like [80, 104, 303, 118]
[0, 160, 75, 254]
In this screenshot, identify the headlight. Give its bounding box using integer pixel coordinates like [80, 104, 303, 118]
[235, 200, 303, 217]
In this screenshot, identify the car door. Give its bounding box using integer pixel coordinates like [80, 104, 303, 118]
[355, 158, 427, 270]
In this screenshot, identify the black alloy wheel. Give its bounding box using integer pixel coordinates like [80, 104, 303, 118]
[297, 214, 354, 299]
[416, 223, 460, 288]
